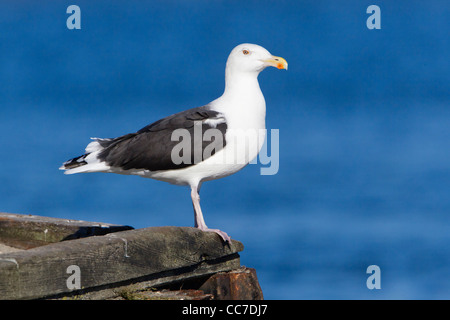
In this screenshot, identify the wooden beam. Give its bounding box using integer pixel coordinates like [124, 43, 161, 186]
[0, 226, 243, 299]
[199, 267, 264, 300]
[0, 212, 133, 249]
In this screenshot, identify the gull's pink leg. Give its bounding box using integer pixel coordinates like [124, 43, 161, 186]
[191, 185, 231, 242]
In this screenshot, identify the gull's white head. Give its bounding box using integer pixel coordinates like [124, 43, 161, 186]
[226, 43, 288, 75]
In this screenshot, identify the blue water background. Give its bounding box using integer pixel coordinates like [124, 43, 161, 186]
[0, 1, 449, 299]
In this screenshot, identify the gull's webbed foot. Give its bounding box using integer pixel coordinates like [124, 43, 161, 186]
[197, 226, 231, 243]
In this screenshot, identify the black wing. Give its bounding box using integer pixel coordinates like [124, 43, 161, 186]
[97, 106, 227, 171]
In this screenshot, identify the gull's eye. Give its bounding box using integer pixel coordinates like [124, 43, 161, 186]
[242, 49, 250, 55]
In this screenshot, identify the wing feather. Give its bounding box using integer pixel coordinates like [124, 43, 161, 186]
[97, 106, 227, 171]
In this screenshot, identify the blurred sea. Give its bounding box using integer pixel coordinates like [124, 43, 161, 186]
[0, 1, 449, 299]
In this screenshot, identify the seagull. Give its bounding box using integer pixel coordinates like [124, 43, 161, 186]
[60, 43, 288, 242]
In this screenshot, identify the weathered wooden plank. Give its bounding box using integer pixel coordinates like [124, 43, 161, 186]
[0, 226, 243, 300]
[0, 212, 133, 249]
[58, 254, 241, 300]
[0, 243, 23, 254]
[115, 289, 214, 300]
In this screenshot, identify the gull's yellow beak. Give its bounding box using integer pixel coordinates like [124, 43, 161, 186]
[263, 55, 288, 70]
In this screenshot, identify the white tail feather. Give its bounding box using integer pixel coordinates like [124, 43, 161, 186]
[62, 138, 112, 174]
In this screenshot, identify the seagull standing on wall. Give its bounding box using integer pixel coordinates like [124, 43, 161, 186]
[60, 43, 288, 242]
